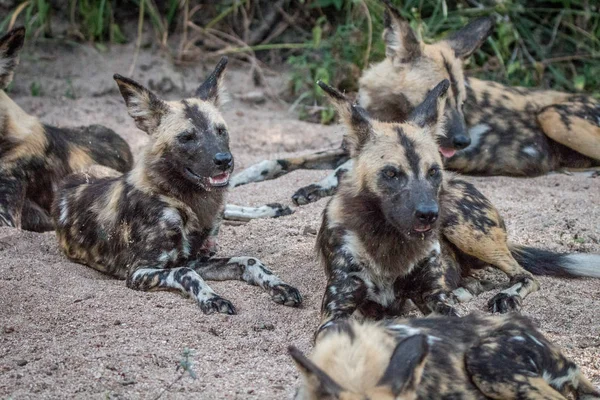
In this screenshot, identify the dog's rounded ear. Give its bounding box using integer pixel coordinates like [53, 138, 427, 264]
[318, 80, 373, 156]
[288, 346, 343, 398]
[196, 57, 228, 107]
[444, 16, 495, 59]
[380, 0, 421, 64]
[377, 334, 429, 396]
[114, 74, 168, 134]
[0, 26, 26, 89]
[409, 79, 449, 135]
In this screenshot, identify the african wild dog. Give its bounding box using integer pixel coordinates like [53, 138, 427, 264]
[360, 0, 600, 177]
[231, 0, 599, 205]
[289, 314, 600, 400]
[0, 27, 133, 232]
[315, 80, 600, 330]
[52, 57, 302, 314]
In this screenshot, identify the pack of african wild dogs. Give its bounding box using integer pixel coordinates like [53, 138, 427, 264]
[1, 1, 599, 398]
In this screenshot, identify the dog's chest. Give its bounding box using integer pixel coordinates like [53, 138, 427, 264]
[354, 238, 441, 307]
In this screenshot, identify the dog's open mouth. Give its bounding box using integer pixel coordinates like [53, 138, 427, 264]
[412, 224, 432, 234]
[439, 147, 457, 158]
[185, 168, 230, 188]
[208, 172, 230, 187]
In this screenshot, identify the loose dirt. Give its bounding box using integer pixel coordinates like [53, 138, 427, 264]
[1, 40, 598, 399]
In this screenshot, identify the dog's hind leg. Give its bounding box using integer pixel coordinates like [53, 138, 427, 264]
[538, 101, 600, 163]
[0, 174, 25, 229]
[442, 178, 539, 313]
[187, 256, 302, 307]
[230, 147, 348, 187]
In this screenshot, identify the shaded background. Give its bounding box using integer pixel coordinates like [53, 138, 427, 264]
[2, 0, 599, 124]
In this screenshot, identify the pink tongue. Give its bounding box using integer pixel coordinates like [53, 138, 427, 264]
[210, 173, 229, 184]
[439, 147, 457, 158]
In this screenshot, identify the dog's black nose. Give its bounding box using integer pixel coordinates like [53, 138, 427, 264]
[213, 152, 233, 170]
[415, 203, 439, 224]
[452, 135, 471, 150]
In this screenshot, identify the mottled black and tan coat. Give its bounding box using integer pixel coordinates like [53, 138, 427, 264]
[289, 314, 600, 400]
[0, 27, 132, 232]
[230, 0, 599, 205]
[360, 0, 600, 177]
[315, 80, 600, 330]
[52, 58, 302, 314]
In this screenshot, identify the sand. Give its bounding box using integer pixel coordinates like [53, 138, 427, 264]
[0, 40, 598, 399]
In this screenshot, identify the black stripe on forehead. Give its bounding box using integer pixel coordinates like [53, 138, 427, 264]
[396, 127, 421, 176]
[182, 99, 210, 132]
[442, 56, 460, 107]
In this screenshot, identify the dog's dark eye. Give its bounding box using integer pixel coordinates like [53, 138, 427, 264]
[428, 166, 440, 178]
[383, 167, 397, 179]
[179, 131, 196, 143]
[216, 126, 228, 136]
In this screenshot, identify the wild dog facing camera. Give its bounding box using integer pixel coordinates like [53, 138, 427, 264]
[113, 57, 233, 193]
[318, 79, 449, 237]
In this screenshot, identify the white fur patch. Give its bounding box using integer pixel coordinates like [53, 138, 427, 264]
[230, 160, 284, 187]
[59, 197, 69, 225]
[522, 146, 539, 157]
[452, 287, 474, 303]
[543, 367, 579, 389]
[224, 204, 286, 221]
[464, 123, 490, 151]
[161, 208, 182, 225]
[563, 253, 600, 278]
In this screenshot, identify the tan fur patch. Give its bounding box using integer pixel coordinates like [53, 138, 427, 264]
[0, 91, 47, 163]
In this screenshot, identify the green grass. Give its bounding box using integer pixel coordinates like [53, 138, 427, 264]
[3, 0, 598, 124]
[288, 0, 600, 123]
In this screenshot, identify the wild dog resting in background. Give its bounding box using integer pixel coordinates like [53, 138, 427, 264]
[0, 27, 133, 232]
[52, 58, 302, 314]
[360, 1, 600, 177]
[315, 80, 600, 330]
[231, 1, 599, 205]
[289, 314, 600, 400]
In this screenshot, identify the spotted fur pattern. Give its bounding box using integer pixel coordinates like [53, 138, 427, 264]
[360, 2, 600, 177]
[315, 81, 600, 331]
[233, 2, 599, 205]
[316, 79, 467, 328]
[0, 27, 133, 232]
[290, 313, 600, 400]
[52, 58, 301, 314]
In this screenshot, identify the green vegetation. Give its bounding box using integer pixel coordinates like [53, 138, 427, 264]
[287, 0, 600, 123]
[2, 0, 598, 124]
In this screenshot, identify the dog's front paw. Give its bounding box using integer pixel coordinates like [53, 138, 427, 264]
[269, 284, 302, 307]
[199, 295, 237, 315]
[292, 184, 330, 206]
[488, 292, 522, 314]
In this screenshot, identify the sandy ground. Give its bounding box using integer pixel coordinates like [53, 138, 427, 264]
[1, 40, 599, 399]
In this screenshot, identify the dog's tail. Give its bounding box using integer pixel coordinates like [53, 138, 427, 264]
[509, 244, 600, 278]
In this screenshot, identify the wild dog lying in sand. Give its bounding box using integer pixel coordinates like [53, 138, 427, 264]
[289, 314, 600, 400]
[230, 1, 599, 206]
[0, 27, 133, 232]
[315, 79, 600, 330]
[52, 58, 302, 314]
